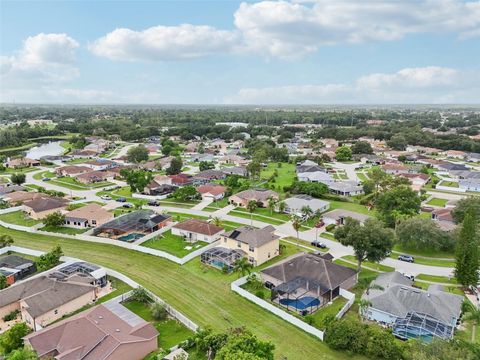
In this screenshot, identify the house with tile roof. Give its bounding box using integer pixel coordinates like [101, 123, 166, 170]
[172, 219, 224, 243]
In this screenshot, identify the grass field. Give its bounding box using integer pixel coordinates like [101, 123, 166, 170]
[416, 274, 458, 285]
[141, 230, 209, 257]
[2, 225, 363, 360]
[341, 255, 394, 272]
[426, 198, 448, 207]
[40, 225, 88, 235]
[390, 252, 455, 267]
[0, 211, 41, 227]
[50, 176, 114, 190]
[328, 200, 373, 216]
[392, 243, 455, 259]
[260, 162, 296, 193]
[440, 181, 459, 188]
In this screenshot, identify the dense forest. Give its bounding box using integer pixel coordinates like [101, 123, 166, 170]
[0, 106, 479, 152]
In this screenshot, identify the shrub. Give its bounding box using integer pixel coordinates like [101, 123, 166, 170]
[325, 224, 336, 232]
[366, 326, 403, 360]
[2, 309, 19, 322]
[325, 319, 368, 354]
[130, 287, 151, 304]
[304, 315, 315, 326]
[150, 302, 167, 321]
[255, 290, 265, 299]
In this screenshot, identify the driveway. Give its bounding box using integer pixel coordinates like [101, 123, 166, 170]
[192, 197, 214, 210]
[329, 161, 362, 181]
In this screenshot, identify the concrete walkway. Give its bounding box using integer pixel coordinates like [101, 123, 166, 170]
[192, 197, 213, 210]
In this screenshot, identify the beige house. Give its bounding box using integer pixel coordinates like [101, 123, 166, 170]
[220, 225, 280, 266]
[228, 189, 279, 208]
[24, 304, 158, 360]
[172, 218, 224, 243]
[23, 197, 69, 220]
[3, 191, 44, 205]
[0, 275, 97, 331]
[64, 203, 114, 228]
[6, 157, 40, 169]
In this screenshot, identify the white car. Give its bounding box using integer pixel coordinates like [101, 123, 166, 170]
[101, 195, 112, 201]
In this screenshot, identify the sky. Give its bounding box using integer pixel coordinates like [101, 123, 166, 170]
[1, 0, 480, 105]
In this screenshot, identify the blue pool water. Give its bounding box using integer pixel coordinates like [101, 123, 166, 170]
[280, 297, 320, 310]
[118, 233, 145, 242]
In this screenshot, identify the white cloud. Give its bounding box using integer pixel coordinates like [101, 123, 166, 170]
[89, 0, 480, 61]
[225, 66, 480, 104]
[88, 24, 239, 61]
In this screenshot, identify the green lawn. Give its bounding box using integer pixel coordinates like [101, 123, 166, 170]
[309, 297, 348, 330]
[415, 274, 458, 285]
[33, 170, 56, 180]
[40, 225, 88, 235]
[389, 252, 455, 267]
[392, 243, 454, 259]
[203, 198, 229, 212]
[51, 176, 114, 190]
[227, 210, 285, 225]
[426, 197, 448, 207]
[356, 172, 368, 182]
[261, 162, 296, 193]
[341, 255, 394, 272]
[328, 200, 373, 216]
[440, 181, 459, 188]
[123, 300, 194, 350]
[141, 230, 209, 257]
[0, 211, 41, 227]
[97, 187, 148, 206]
[4, 225, 366, 360]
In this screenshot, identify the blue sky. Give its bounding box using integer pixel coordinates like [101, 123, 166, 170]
[1, 0, 480, 104]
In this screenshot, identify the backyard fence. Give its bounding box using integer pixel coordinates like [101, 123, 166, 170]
[336, 288, 355, 319]
[231, 275, 325, 341]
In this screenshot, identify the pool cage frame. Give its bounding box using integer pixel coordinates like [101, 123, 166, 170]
[392, 311, 455, 341]
[271, 276, 332, 315]
[200, 247, 246, 272]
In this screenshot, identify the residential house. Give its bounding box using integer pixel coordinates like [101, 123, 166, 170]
[158, 156, 175, 169]
[163, 348, 189, 360]
[298, 170, 334, 183]
[362, 271, 463, 341]
[229, 188, 279, 208]
[261, 252, 358, 313]
[466, 152, 480, 162]
[218, 155, 249, 167]
[459, 178, 480, 192]
[431, 208, 456, 231]
[399, 173, 431, 191]
[196, 184, 227, 200]
[0, 275, 98, 330]
[139, 160, 161, 171]
[83, 159, 117, 171]
[218, 225, 280, 266]
[322, 209, 370, 226]
[327, 181, 364, 196]
[438, 163, 469, 173]
[2, 190, 43, 205]
[0, 255, 36, 285]
[23, 196, 69, 220]
[6, 158, 40, 169]
[0, 185, 24, 198]
[169, 173, 192, 186]
[443, 150, 467, 159]
[192, 170, 226, 185]
[282, 195, 330, 216]
[55, 165, 92, 177]
[172, 218, 224, 243]
[24, 304, 158, 360]
[64, 204, 114, 229]
[296, 160, 327, 174]
[190, 153, 215, 163]
[77, 170, 114, 184]
[382, 163, 409, 175]
[222, 166, 248, 177]
[143, 178, 176, 196]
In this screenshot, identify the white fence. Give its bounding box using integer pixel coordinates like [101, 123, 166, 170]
[231, 276, 325, 341]
[336, 288, 355, 319]
[0, 206, 22, 215]
[435, 185, 466, 193]
[1, 246, 199, 333]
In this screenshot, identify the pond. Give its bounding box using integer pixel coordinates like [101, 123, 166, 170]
[25, 141, 65, 159]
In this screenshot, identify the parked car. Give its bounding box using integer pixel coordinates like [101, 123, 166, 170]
[41, 177, 50, 182]
[398, 254, 414, 263]
[116, 197, 127, 202]
[148, 200, 159, 206]
[311, 240, 327, 249]
[101, 195, 112, 200]
[403, 273, 415, 281]
[123, 203, 134, 208]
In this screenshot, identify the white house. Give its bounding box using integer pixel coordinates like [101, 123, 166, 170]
[171, 219, 224, 243]
[282, 195, 330, 216]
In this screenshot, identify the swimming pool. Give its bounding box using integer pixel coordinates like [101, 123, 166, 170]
[117, 233, 145, 242]
[280, 296, 320, 310]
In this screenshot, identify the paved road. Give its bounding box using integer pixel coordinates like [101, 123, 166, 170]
[22, 170, 455, 276]
[329, 161, 362, 182]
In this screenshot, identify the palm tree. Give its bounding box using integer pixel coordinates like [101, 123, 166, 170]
[357, 299, 372, 319]
[233, 257, 253, 277]
[279, 243, 287, 255]
[462, 301, 480, 342]
[247, 200, 258, 227]
[291, 215, 302, 249]
[0, 234, 13, 248]
[267, 196, 277, 215]
[301, 205, 313, 219]
[211, 217, 222, 227]
[278, 201, 286, 213]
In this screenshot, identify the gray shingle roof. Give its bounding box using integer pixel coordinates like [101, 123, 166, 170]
[223, 225, 279, 247]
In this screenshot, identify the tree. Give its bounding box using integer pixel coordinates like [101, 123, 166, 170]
[396, 217, 455, 251]
[463, 301, 480, 342]
[214, 328, 275, 360]
[0, 234, 14, 248]
[0, 322, 31, 354]
[36, 245, 63, 271]
[365, 325, 403, 360]
[387, 134, 407, 150]
[246, 200, 258, 227]
[166, 157, 183, 175]
[452, 197, 480, 223]
[150, 302, 167, 321]
[246, 161, 261, 181]
[291, 215, 302, 249]
[455, 212, 479, 287]
[324, 318, 368, 354]
[199, 161, 215, 171]
[5, 348, 39, 360]
[233, 257, 253, 277]
[376, 185, 421, 227]
[171, 186, 200, 201]
[351, 141, 373, 154]
[120, 169, 153, 193]
[10, 173, 26, 186]
[43, 211, 65, 227]
[334, 218, 394, 271]
[301, 205, 313, 219]
[286, 181, 328, 198]
[127, 144, 149, 163]
[335, 146, 352, 161]
[404, 338, 480, 360]
[267, 196, 277, 215]
[212, 217, 222, 227]
[278, 201, 286, 213]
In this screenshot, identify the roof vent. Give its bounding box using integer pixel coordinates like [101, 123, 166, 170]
[98, 315, 103, 319]
[115, 329, 120, 332]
